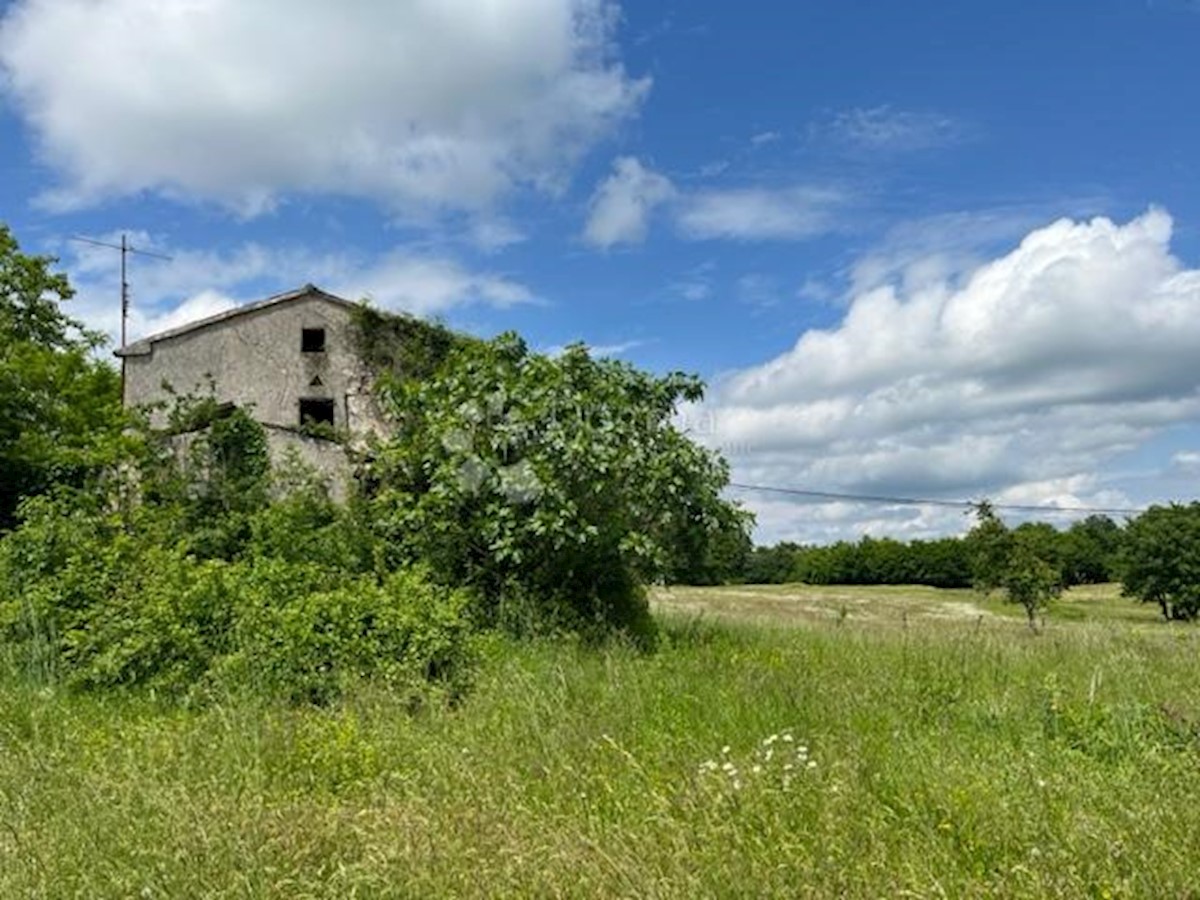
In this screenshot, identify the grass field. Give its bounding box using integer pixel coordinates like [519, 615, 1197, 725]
[3, 583, 1199, 897]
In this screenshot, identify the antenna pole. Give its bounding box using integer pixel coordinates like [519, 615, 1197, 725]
[69, 233, 172, 351]
[69, 232, 173, 405]
[120, 233, 129, 350]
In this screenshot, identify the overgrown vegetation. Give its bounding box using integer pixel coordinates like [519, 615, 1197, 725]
[0, 406, 478, 705]
[349, 302, 461, 383]
[0, 224, 749, 702]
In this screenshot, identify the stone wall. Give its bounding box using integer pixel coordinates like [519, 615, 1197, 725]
[121, 291, 386, 439]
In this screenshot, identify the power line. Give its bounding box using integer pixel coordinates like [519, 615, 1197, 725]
[727, 482, 1147, 517]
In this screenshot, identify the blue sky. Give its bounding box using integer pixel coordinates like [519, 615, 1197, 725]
[2, 0, 1200, 542]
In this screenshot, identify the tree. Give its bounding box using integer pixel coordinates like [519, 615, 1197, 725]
[0, 224, 122, 528]
[965, 501, 1013, 594]
[366, 334, 749, 638]
[1120, 503, 1200, 621]
[1061, 514, 1123, 586]
[967, 502, 1061, 630]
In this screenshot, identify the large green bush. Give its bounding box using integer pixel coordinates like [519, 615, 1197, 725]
[367, 332, 749, 640]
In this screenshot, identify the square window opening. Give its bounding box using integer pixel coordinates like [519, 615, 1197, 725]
[299, 398, 335, 428]
[302, 327, 326, 353]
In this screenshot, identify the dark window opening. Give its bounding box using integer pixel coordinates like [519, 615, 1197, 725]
[302, 327, 326, 353]
[299, 398, 335, 428]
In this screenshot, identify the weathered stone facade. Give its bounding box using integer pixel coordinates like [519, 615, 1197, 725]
[116, 285, 387, 496]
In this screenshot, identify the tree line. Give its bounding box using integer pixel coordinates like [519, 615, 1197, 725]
[738, 513, 1122, 590]
[730, 501, 1200, 626]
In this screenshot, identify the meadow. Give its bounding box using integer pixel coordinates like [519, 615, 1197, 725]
[3, 583, 1199, 898]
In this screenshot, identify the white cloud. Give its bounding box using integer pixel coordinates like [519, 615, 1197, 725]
[0, 0, 647, 216]
[675, 186, 846, 241]
[749, 130, 781, 146]
[468, 217, 527, 253]
[846, 208, 1058, 298]
[544, 338, 645, 358]
[1172, 450, 1200, 472]
[337, 253, 536, 316]
[698, 209, 1200, 542]
[821, 105, 965, 153]
[139, 289, 238, 336]
[583, 156, 675, 248]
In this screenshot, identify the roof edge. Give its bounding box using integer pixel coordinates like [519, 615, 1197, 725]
[114, 284, 356, 358]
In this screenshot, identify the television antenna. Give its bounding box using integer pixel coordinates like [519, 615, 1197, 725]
[70, 233, 172, 351]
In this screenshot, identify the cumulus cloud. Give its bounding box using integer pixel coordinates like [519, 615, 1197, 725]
[675, 186, 846, 241]
[583, 156, 674, 248]
[698, 209, 1200, 542]
[0, 0, 647, 215]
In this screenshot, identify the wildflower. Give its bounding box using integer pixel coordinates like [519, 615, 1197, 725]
[782, 733, 794, 743]
[751, 765, 762, 775]
[807, 760, 818, 769]
[721, 745, 731, 755]
[763, 733, 778, 746]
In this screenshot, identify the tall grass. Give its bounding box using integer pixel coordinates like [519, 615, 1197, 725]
[3, 596, 1199, 897]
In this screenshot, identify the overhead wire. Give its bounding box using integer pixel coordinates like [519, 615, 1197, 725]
[726, 482, 1148, 517]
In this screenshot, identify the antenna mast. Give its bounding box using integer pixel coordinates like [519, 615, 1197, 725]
[70, 233, 172, 350]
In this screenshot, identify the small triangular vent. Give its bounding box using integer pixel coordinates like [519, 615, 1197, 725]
[309, 375, 324, 387]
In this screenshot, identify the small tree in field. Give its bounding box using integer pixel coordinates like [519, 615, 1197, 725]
[967, 502, 1061, 631]
[1120, 503, 1200, 621]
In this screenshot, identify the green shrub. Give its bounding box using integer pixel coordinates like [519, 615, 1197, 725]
[0, 493, 477, 704]
[218, 566, 477, 705]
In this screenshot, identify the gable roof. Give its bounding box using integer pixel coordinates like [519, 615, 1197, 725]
[115, 284, 356, 357]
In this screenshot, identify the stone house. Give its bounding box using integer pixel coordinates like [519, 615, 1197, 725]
[115, 284, 388, 494]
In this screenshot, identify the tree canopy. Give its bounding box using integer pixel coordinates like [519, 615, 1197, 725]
[1119, 502, 1200, 621]
[0, 224, 122, 528]
[366, 333, 750, 638]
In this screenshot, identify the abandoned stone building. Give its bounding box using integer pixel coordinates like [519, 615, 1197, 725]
[115, 284, 389, 494]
